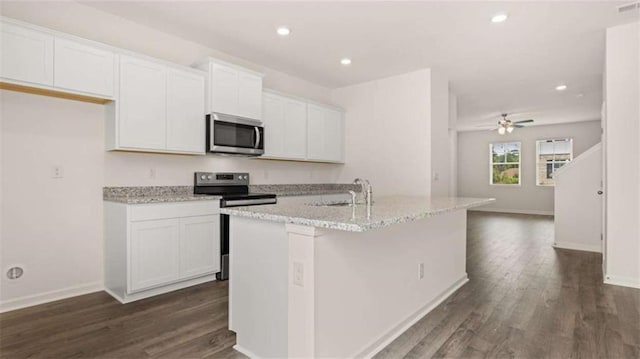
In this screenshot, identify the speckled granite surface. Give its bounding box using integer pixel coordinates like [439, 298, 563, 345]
[103, 184, 360, 204]
[250, 184, 361, 197]
[220, 196, 495, 232]
[103, 186, 219, 204]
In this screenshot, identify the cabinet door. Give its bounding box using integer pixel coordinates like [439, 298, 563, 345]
[324, 108, 344, 162]
[306, 104, 325, 160]
[237, 73, 262, 119]
[306, 104, 344, 162]
[283, 98, 307, 159]
[166, 69, 206, 153]
[263, 93, 285, 157]
[210, 64, 238, 116]
[54, 38, 114, 97]
[119, 55, 167, 150]
[130, 219, 180, 292]
[0, 22, 54, 86]
[179, 215, 220, 278]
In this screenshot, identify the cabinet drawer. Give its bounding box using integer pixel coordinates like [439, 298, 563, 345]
[130, 201, 219, 221]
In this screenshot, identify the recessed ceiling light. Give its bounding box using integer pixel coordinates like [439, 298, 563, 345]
[491, 13, 508, 23]
[555, 84, 568, 91]
[340, 58, 352, 66]
[276, 27, 291, 36]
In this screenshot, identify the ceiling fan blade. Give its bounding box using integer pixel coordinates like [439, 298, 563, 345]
[513, 119, 534, 124]
[513, 125, 525, 128]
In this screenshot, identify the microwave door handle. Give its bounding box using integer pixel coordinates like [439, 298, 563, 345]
[254, 127, 261, 149]
[209, 119, 215, 151]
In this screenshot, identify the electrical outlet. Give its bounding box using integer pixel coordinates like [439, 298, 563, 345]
[293, 261, 304, 287]
[418, 262, 425, 279]
[149, 168, 156, 179]
[51, 165, 64, 179]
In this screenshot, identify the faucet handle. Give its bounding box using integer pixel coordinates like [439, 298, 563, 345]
[348, 190, 357, 206]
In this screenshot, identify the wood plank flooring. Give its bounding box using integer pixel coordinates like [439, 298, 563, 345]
[1, 211, 638, 358]
[375, 211, 640, 359]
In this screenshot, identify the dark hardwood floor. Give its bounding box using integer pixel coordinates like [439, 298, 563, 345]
[1, 212, 638, 358]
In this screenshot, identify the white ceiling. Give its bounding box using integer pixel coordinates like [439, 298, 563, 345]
[79, 1, 635, 130]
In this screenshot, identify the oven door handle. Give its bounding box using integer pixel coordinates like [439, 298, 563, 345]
[254, 126, 261, 149]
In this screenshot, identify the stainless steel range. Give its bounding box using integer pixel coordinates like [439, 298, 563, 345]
[194, 172, 277, 280]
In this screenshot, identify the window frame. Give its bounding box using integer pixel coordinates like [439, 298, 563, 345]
[489, 141, 522, 186]
[535, 138, 574, 187]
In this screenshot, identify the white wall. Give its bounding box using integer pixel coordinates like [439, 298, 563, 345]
[0, 3, 344, 311]
[0, 91, 105, 310]
[429, 72, 450, 197]
[554, 143, 602, 253]
[448, 92, 459, 197]
[457, 121, 602, 215]
[604, 21, 640, 288]
[331, 69, 450, 197]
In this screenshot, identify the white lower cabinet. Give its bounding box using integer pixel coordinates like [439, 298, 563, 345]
[179, 215, 220, 278]
[105, 201, 220, 303]
[130, 219, 181, 292]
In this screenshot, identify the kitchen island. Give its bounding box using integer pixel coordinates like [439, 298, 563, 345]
[221, 196, 494, 358]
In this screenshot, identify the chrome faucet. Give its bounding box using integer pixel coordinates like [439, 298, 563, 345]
[353, 178, 373, 206]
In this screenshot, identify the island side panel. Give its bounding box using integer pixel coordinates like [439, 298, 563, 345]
[228, 216, 289, 358]
[314, 209, 468, 358]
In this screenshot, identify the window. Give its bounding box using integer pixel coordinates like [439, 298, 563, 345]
[536, 138, 573, 186]
[490, 141, 521, 185]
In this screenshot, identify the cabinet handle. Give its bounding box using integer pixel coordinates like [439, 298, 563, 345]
[597, 190, 603, 195]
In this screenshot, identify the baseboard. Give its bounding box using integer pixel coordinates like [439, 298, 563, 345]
[355, 274, 470, 359]
[106, 274, 216, 304]
[0, 281, 103, 313]
[233, 344, 261, 359]
[469, 207, 554, 216]
[553, 241, 602, 253]
[604, 275, 640, 289]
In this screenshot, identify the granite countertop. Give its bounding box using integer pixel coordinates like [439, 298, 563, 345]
[103, 184, 360, 204]
[250, 184, 360, 197]
[103, 186, 219, 204]
[220, 196, 495, 232]
[104, 194, 220, 204]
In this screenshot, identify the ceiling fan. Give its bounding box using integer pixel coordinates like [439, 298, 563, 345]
[494, 113, 534, 135]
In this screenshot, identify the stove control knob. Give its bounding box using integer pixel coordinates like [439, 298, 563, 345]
[207, 175, 213, 180]
[200, 175, 206, 180]
[243, 175, 248, 180]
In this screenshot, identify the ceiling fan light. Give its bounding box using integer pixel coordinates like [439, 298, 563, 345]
[507, 126, 514, 133]
[498, 127, 506, 135]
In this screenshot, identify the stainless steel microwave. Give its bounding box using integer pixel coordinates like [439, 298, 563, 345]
[206, 112, 264, 156]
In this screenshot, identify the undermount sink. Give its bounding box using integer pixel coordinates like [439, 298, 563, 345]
[308, 201, 354, 207]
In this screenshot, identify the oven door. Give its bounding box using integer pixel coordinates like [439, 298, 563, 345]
[207, 113, 264, 156]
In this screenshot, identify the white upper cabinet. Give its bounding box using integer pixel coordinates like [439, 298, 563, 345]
[112, 55, 206, 155]
[307, 104, 344, 162]
[166, 69, 206, 153]
[0, 22, 54, 86]
[263, 92, 307, 159]
[237, 72, 263, 119]
[263, 91, 344, 163]
[284, 98, 308, 159]
[199, 58, 264, 120]
[210, 64, 239, 116]
[118, 55, 167, 150]
[54, 38, 115, 97]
